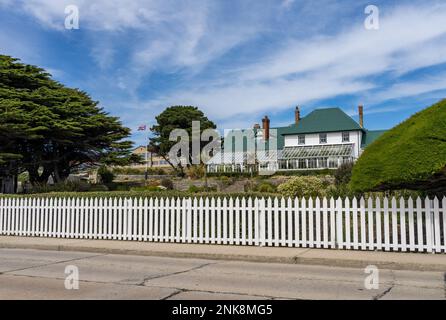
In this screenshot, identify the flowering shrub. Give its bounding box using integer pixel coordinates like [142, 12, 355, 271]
[277, 176, 329, 198]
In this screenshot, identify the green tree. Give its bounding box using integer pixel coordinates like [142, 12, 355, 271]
[149, 106, 217, 176]
[0, 55, 133, 185]
[350, 99, 446, 195]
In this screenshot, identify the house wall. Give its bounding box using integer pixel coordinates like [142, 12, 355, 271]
[131, 148, 170, 168]
[284, 130, 363, 158]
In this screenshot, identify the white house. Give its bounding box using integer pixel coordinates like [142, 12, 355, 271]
[206, 106, 386, 173]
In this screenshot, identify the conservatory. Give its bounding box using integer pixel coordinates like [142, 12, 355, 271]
[276, 144, 354, 170]
[205, 144, 354, 173]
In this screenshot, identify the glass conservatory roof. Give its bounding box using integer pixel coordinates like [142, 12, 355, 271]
[282, 144, 354, 159]
[206, 150, 282, 165]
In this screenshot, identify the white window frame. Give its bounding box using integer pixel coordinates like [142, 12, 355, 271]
[342, 131, 350, 142]
[298, 135, 305, 145]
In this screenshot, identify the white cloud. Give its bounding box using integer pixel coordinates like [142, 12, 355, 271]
[238, 4, 446, 82]
[131, 3, 446, 123]
[281, 0, 295, 9]
[6, 0, 446, 136]
[369, 72, 446, 103]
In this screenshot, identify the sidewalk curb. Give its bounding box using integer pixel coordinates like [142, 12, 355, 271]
[1, 242, 444, 272]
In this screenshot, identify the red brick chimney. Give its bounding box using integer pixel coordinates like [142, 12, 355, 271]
[358, 105, 364, 128]
[295, 106, 301, 125]
[262, 116, 270, 140]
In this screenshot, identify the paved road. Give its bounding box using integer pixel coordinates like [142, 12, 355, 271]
[0, 248, 444, 300]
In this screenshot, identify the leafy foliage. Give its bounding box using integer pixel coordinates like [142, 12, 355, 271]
[0, 55, 133, 185]
[160, 178, 174, 190]
[334, 162, 354, 185]
[149, 106, 216, 175]
[277, 176, 331, 198]
[98, 166, 115, 184]
[186, 164, 206, 179]
[350, 100, 446, 194]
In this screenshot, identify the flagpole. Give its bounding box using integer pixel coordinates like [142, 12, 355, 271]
[145, 126, 149, 181]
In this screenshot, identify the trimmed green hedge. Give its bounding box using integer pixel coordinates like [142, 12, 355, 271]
[0, 191, 279, 199]
[350, 99, 446, 193]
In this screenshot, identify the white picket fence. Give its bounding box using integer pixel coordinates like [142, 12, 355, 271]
[0, 196, 445, 253]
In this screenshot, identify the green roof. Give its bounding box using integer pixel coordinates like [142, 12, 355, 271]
[280, 108, 363, 135]
[361, 130, 387, 148]
[223, 107, 386, 153]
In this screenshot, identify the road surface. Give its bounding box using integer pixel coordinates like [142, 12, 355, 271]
[0, 248, 444, 300]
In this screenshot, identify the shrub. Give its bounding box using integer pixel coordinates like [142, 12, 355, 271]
[130, 185, 165, 192]
[160, 178, 174, 190]
[98, 166, 115, 184]
[186, 165, 205, 179]
[277, 176, 329, 198]
[29, 181, 98, 193]
[188, 185, 201, 193]
[218, 176, 234, 186]
[88, 184, 109, 192]
[334, 162, 354, 185]
[256, 182, 277, 193]
[350, 99, 446, 194]
[111, 167, 169, 175]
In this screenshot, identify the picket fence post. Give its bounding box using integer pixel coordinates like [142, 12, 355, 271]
[0, 195, 444, 254]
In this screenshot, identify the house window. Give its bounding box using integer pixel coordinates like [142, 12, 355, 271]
[319, 133, 327, 144]
[342, 132, 350, 142]
[298, 135, 305, 145]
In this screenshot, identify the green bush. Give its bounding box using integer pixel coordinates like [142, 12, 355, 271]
[188, 185, 201, 193]
[112, 167, 169, 175]
[160, 178, 174, 190]
[186, 165, 206, 179]
[218, 175, 235, 186]
[187, 185, 218, 193]
[334, 162, 354, 185]
[207, 172, 254, 178]
[29, 181, 104, 194]
[256, 182, 277, 193]
[98, 166, 115, 184]
[350, 99, 446, 194]
[106, 182, 136, 191]
[277, 176, 330, 198]
[2, 191, 279, 200]
[130, 185, 165, 192]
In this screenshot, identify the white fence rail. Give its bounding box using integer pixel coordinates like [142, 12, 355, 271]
[0, 196, 445, 253]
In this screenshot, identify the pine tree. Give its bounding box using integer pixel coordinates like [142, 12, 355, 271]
[0, 55, 133, 185]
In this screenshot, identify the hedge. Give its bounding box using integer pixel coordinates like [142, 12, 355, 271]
[350, 99, 446, 193]
[0, 191, 279, 199]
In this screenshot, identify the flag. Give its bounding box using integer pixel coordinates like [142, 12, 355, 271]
[137, 124, 147, 131]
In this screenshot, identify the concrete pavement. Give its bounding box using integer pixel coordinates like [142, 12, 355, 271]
[1, 236, 446, 271]
[0, 248, 444, 300]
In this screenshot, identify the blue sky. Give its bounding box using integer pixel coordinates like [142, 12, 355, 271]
[1, 0, 446, 146]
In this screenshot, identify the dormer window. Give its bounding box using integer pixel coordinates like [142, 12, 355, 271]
[319, 133, 327, 144]
[298, 135, 305, 145]
[342, 132, 350, 142]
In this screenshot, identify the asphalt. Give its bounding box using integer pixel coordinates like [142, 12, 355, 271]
[0, 248, 444, 300]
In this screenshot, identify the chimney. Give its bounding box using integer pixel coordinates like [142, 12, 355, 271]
[358, 105, 364, 128]
[295, 106, 301, 125]
[262, 116, 270, 140]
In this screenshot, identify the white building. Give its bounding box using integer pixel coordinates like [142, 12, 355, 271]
[206, 106, 386, 173]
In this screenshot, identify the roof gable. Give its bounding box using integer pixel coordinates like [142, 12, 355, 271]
[280, 108, 363, 135]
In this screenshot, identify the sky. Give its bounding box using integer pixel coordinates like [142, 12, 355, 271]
[1, 0, 446, 147]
